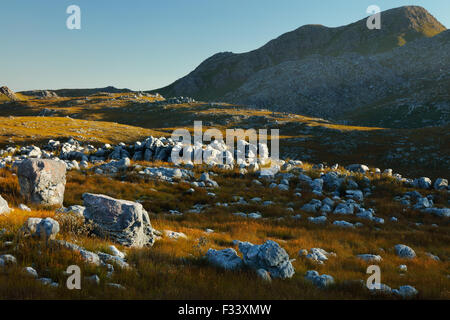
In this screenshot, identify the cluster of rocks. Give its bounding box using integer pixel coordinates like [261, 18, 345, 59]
[370, 283, 419, 299]
[206, 240, 295, 281]
[0, 136, 274, 175]
[0, 239, 127, 289]
[299, 248, 336, 264]
[394, 191, 450, 218]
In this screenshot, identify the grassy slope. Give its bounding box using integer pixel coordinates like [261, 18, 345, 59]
[0, 94, 448, 179]
[0, 164, 448, 299]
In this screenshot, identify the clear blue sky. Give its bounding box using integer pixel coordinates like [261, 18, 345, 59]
[1, 0, 448, 92]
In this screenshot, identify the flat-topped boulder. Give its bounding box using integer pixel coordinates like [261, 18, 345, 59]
[82, 193, 155, 247]
[17, 159, 66, 206]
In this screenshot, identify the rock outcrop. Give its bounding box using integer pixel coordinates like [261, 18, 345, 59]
[0, 86, 19, 101]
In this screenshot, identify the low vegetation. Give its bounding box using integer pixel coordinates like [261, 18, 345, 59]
[1, 164, 448, 299]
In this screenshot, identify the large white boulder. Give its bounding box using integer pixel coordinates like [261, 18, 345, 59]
[17, 159, 66, 206]
[238, 240, 295, 279]
[82, 193, 155, 247]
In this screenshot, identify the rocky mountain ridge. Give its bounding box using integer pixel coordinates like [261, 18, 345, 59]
[152, 6, 449, 127]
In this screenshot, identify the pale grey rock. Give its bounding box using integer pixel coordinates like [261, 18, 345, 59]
[60, 205, 86, 218]
[369, 283, 393, 294]
[305, 248, 334, 263]
[97, 252, 129, 269]
[22, 217, 42, 235]
[395, 244, 416, 259]
[425, 252, 440, 261]
[0, 254, 17, 267]
[305, 270, 335, 288]
[18, 204, 31, 212]
[80, 249, 101, 266]
[301, 199, 322, 213]
[357, 254, 382, 262]
[256, 268, 272, 282]
[35, 218, 60, 240]
[393, 285, 418, 298]
[433, 178, 448, 190]
[346, 190, 364, 202]
[346, 164, 369, 174]
[238, 240, 295, 279]
[308, 215, 327, 224]
[0, 195, 10, 214]
[205, 248, 243, 270]
[333, 203, 354, 215]
[423, 207, 450, 218]
[23, 267, 38, 278]
[398, 264, 408, 272]
[109, 245, 125, 259]
[333, 220, 355, 228]
[164, 230, 187, 240]
[83, 193, 155, 247]
[17, 159, 66, 206]
[413, 177, 432, 189]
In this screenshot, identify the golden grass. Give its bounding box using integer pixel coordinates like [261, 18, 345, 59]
[1, 166, 448, 299]
[0, 117, 165, 147]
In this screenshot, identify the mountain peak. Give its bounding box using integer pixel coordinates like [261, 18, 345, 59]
[372, 5, 446, 37]
[153, 6, 448, 111]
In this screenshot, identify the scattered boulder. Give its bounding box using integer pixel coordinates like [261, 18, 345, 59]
[17, 159, 66, 206]
[164, 230, 187, 240]
[433, 178, 448, 190]
[35, 218, 60, 240]
[333, 220, 355, 228]
[393, 285, 418, 298]
[21, 217, 59, 240]
[425, 252, 440, 261]
[256, 268, 272, 282]
[413, 177, 432, 189]
[21, 218, 43, 235]
[304, 270, 335, 288]
[82, 193, 155, 247]
[0, 254, 17, 268]
[205, 248, 243, 271]
[357, 254, 382, 262]
[308, 215, 327, 224]
[346, 164, 369, 174]
[239, 240, 295, 279]
[394, 244, 416, 259]
[303, 248, 335, 264]
[109, 245, 125, 259]
[18, 204, 31, 212]
[23, 267, 39, 278]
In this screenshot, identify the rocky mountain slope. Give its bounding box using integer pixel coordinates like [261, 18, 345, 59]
[152, 6, 449, 128]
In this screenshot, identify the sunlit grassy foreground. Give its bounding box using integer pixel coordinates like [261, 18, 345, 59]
[0, 164, 448, 299]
